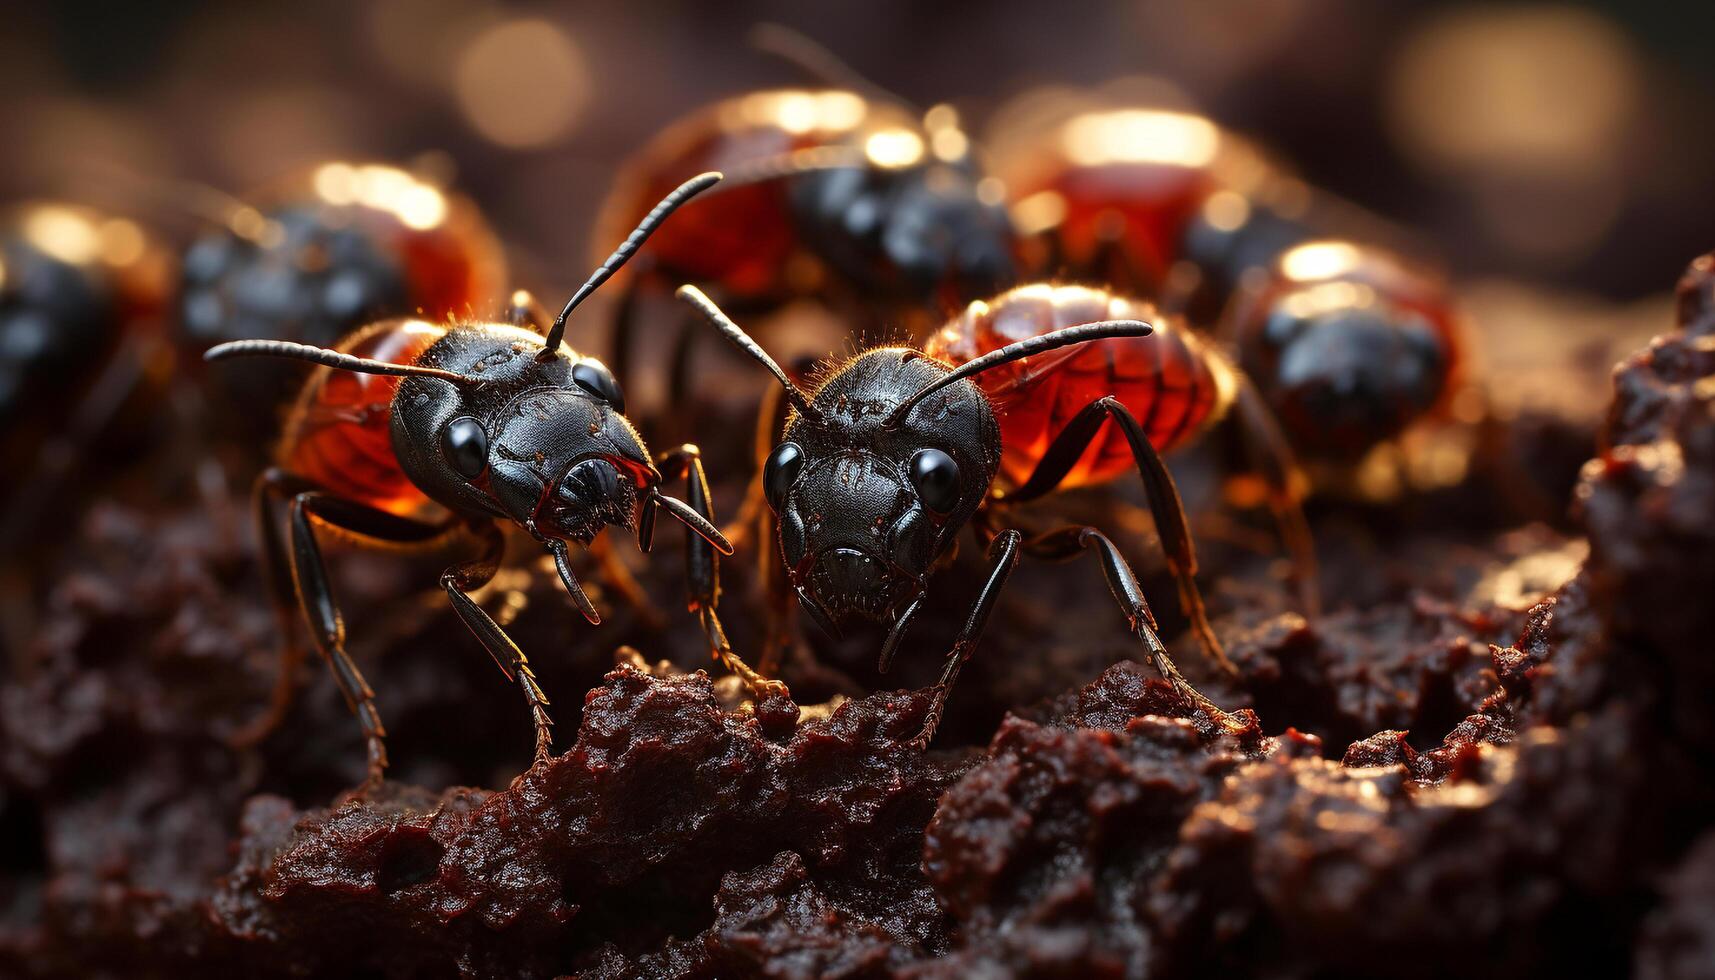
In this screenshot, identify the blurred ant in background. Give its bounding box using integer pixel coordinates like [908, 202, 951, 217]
[990, 91, 1468, 469]
[680, 284, 1257, 746]
[591, 25, 1017, 412]
[0, 204, 175, 653]
[175, 159, 510, 437]
[204, 174, 747, 789]
[0, 162, 511, 651]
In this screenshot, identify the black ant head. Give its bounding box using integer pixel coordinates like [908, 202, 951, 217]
[678, 284, 1149, 667]
[789, 116, 1016, 308]
[767, 348, 1000, 633]
[386, 327, 652, 544]
[1241, 242, 1455, 458]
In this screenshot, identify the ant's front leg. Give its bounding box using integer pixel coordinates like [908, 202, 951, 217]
[1024, 525, 1242, 731]
[911, 530, 1022, 750]
[440, 521, 556, 766]
[1000, 395, 1237, 678]
[656, 444, 786, 700]
[283, 490, 457, 790]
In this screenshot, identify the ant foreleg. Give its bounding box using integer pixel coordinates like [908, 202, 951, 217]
[1230, 376, 1321, 617]
[440, 522, 556, 767]
[230, 467, 320, 749]
[286, 492, 454, 790]
[1024, 525, 1242, 731]
[1000, 395, 1237, 678]
[657, 444, 786, 700]
[910, 529, 1022, 750]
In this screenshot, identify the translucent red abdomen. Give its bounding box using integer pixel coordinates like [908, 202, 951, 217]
[926, 284, 1233, 488]
[278, 318, 446, 516]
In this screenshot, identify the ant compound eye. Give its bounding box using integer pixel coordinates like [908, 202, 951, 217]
[910, 448, 960, 515]
[441, 416, 489, 480]
[763, 442, 804, 512]
[572, 360, 625, 415]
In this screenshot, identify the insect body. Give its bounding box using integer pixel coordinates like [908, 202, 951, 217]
[925, 283, 1235, 489]
[678, 285, 1252, 746]
[995, 99, 1461, 461]
[0, 203, 174, 566]
[1225, 240, 1464, 459]
[181, 161, 507, 425]
[206, 173, 744, 788]
[598, 88, 1014, 317]
[925, 282, 1318, 653]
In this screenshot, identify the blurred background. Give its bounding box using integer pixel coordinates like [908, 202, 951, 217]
[4, 0, 1711, 315]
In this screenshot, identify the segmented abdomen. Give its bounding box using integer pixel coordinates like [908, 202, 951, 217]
[277, 318, 446, 516]
[925, 284, 1233, 488]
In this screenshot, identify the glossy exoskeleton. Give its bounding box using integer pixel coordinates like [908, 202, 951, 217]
[204, 173, 745, 789]
[181, 161, 507, 428]
[677, 284, 1252, 746]
[1225, 240, 1464, 459]
[594, 30, 1016, 398]
[924, 282, 1319, 626]
[994, 96, 1463, 460]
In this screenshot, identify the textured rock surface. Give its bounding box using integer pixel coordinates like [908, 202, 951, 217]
[6, 256, 1715, 977]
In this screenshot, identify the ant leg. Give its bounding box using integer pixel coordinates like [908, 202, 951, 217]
[1229, 376, 1321, 617]
[439, 522, 556, 766]
[230, 467, 320, 748]
[738, 383, 801, 676]
[911, 530, 1022, 750]
[725, 379, 787, 551]
[657, 444, 785, 699]
[287, 492, 452, 790]
[1001, 395, 1236, 678]
[1024, 525, 1241, 729]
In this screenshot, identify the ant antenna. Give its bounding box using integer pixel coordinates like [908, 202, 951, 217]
[203, 338, 481, 384]
[675, 285, 823, 423]
[748, 23, 910, 108]
[884, 319, 1154, 427]
[540, 171, 723, 361]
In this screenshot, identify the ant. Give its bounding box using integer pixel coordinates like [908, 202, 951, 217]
[592, 25, 1016, 400]
[676, 284, 1251, 747]
[180, 160, 508, 432]
[1223, 240, 1464, 461]
[994, 93, 1465, 466]
[204, 173, 753, 789]
[0, 203, 175, 645]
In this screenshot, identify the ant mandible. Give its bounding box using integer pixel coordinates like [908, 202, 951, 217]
[676, 285, 1246, 747]
[205, 173, 755, 789]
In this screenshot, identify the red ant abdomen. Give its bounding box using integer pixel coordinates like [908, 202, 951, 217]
[594, 90, 901, 302]
[926, 283, 1233, 488]
[277, 318, 447, 517]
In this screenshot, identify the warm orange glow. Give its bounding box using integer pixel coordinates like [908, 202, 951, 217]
[864, 128, 925, 169]
[22, 206, 100, 265]
[722, 90, 868, 134]
[1061, 109, 1220, 168]
[455, 19, 588, 148]
[313, 162, 449, 231]
[1279, 241, 1363, 282]
[1389, 5, 1638, 177]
